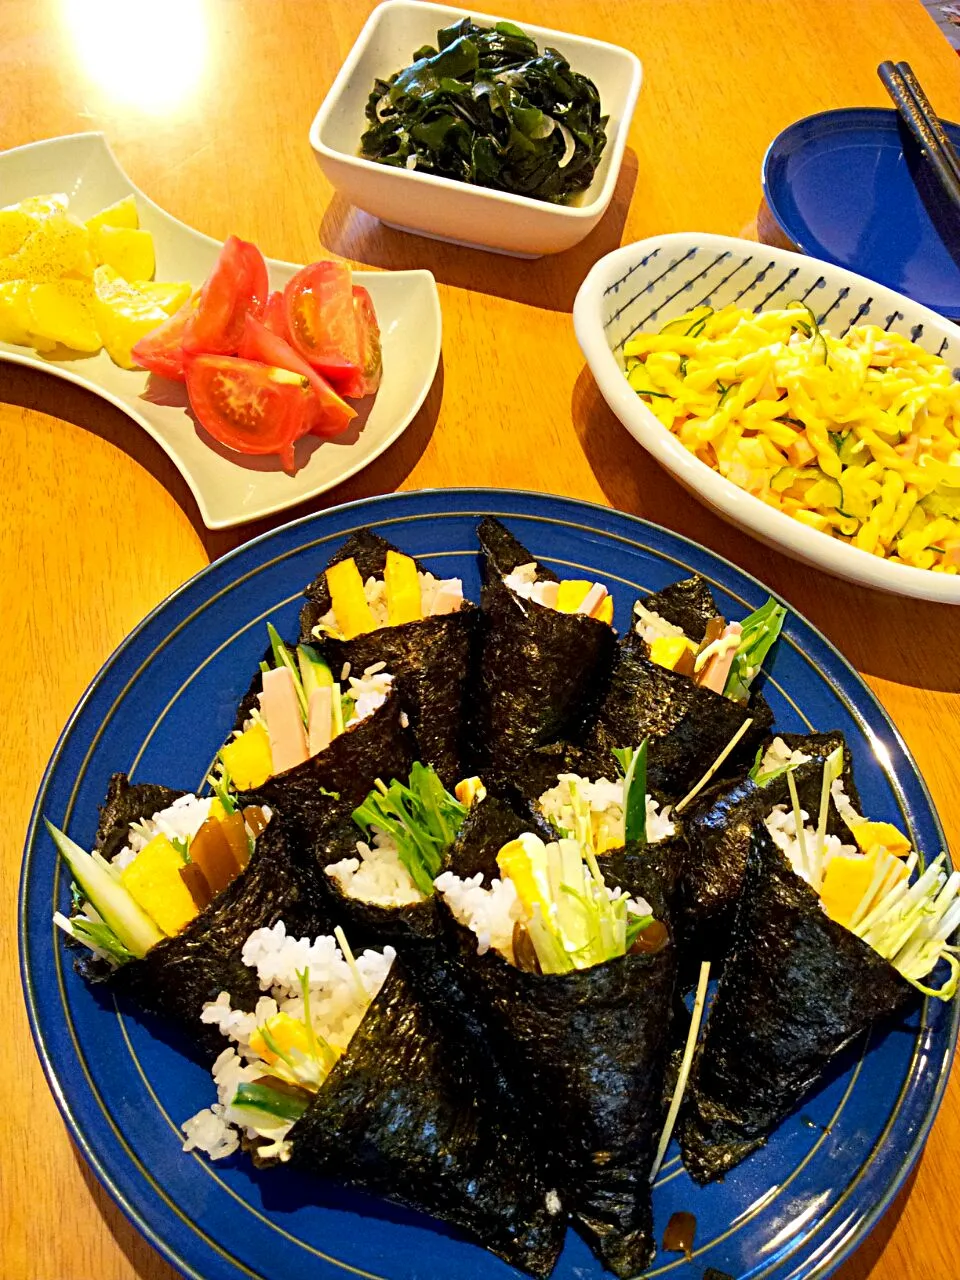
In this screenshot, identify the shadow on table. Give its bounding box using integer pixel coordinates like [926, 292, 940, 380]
[74, 1144, 181, 1280]
[570, 363, 960, 694]
[1, 355, 444, 563]
[316, 148, 638, 313]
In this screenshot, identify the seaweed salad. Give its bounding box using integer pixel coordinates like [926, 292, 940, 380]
[360, 18, 607, 203]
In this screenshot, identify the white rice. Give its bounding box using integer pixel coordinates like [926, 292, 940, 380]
[326, 830, 425, 906]
[344, 664, 393, 727]
[757, 737, 811, 777]
[313, 571, 463, 636]
[435, 870, 524, 959]
[633, 601, 686, 645]
[114, 794, 214, 870]
[831, 777, 864, 829]
[436, 864, 652, 965]
[538, 773, 676, 849]
[182, 922, 395, 1162]
[764, 803, 856, 884]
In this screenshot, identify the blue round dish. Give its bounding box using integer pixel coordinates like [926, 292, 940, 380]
[762, 106, 960, 318]
[19, 488, 958, 1280]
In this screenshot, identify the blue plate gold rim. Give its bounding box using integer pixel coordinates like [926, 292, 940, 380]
[761, 105, 960, 320]
[19, 488, 959, 1280]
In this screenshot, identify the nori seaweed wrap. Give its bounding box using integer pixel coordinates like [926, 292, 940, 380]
[506, 744, 689, 908]
[679, 823, 914, 1183]
[441, 853, 678, 1277]
[287, 958, 566, 1277]
[448, 789, 557, 883]
[679, 731, 858, 963]
[476, 517, 617, 772]
[297, 528, 479, 787]
[639, 574, 722, 642]
[582, 630, 774, 799]
[67, 775, 331, 1061]
[238, 686, 417, 840]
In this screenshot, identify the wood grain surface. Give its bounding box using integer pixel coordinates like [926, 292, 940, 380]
[3, 2, 959, 1277]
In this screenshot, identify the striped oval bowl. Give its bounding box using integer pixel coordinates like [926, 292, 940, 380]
[573, 232, 960, 603]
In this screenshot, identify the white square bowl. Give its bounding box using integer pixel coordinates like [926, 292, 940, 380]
[573, 231, 960, 604]
[309, 0, 642, 258]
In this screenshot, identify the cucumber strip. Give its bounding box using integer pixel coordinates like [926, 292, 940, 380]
[231, 1082, 310, 1123]
[46, 819, 163, 958]
[297, 643, 333, 699]
[613, 742, 648, 844]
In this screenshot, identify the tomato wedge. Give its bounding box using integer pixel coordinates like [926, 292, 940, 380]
[131, 291, 200, 382]
[262, 289, 288, 340]
[238, 314, 356, 438]
[185, 353, 315, 473]
[182, 236, 268, 356]
[336, 286, 383, 399]
[283, 260, 361, 386]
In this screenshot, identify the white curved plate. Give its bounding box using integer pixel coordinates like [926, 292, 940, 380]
[573, 231, 960, 604]
[0, 133, 442, 529]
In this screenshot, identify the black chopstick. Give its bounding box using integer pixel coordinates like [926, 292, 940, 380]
[878, 59, 960, 214]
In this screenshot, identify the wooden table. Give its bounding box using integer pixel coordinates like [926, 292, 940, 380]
[3, 2, 959, 1277]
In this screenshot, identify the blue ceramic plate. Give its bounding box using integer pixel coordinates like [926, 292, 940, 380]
[762, 106, 960, 319]
[20, 489, 958, 1280]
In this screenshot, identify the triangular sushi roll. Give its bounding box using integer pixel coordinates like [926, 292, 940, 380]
[476, 517, 617, 772]
[679, 813, 955, 1183]
[680, 731, 858, 962]
[220, 624, 417, 839]
[183, 930, 565, 1278]
[298, 529, 478, 787]
[306, 764, 473, 995]
[448, 788, 558, 883]
[437, 830, 677, 1277]
[517, 741, 688, 904]
[583, 631, 774, 800]
[638, 574, 722, 643]
[49, 776, 330, 1060]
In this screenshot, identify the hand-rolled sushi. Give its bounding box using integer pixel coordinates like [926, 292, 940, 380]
[308, 763, 471, 957]
[514, 741, 689, 909]
[49, 775, 327, 1058]
[679, 731, 857, 962]
[680, 771, 959, 1182]
[437, 830, 677, 1277]
[476, 517, 617, 771]
[219, 622, 417, 835]
[298, 529, 478, 786]
[583, 578, 782, 800]
[183, 923, 565, 1278]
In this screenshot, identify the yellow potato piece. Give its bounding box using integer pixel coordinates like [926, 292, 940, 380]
[3, 193, 68, 217]
[136, 279, 191, 314]
[85, 194, 139, 234]
[93, 225, 155, 282]
[0, 213, 94, 283]
[0, 209, 34, 258]
[27, 280, 100, 352]
[0, 281, 38, 345]
[91, 264, 169, 369]
[0, 281, 56, 351]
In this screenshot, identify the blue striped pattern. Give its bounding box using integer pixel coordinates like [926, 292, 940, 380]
[601, 244, 956, 363]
